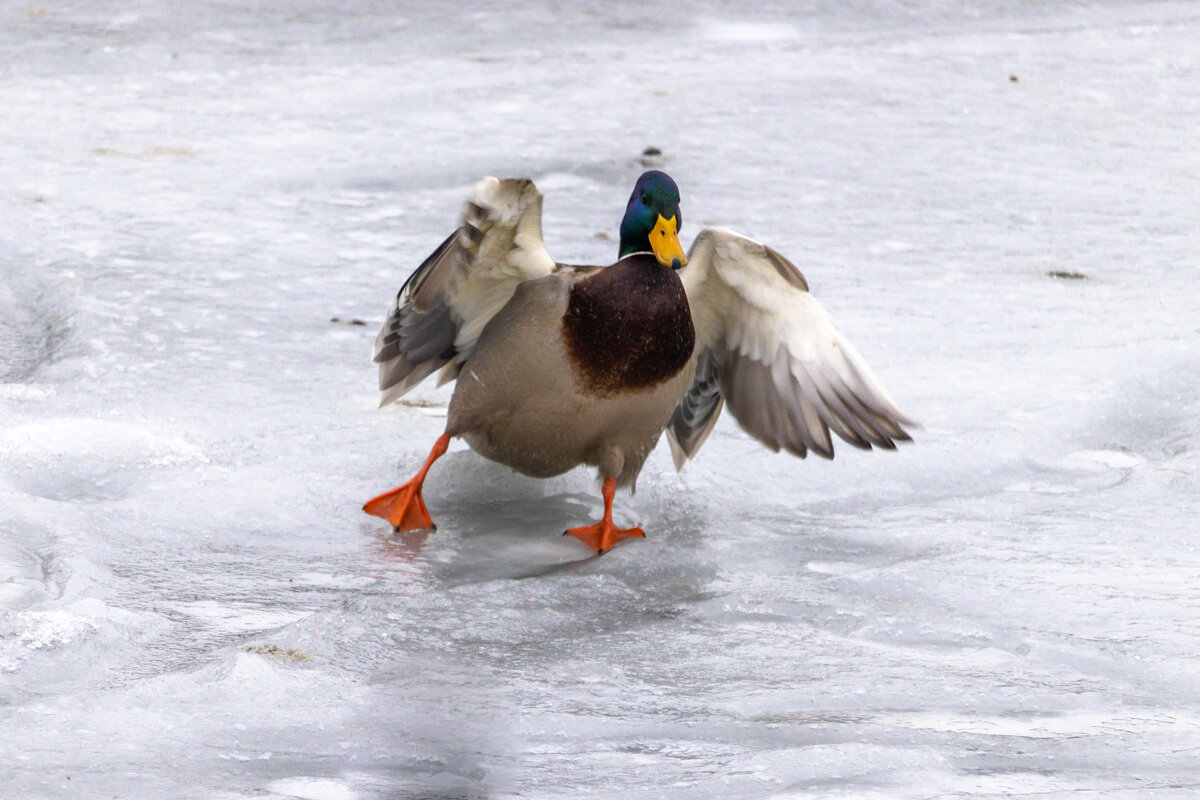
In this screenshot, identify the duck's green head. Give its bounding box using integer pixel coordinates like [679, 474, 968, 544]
[619, 170, 687, 268]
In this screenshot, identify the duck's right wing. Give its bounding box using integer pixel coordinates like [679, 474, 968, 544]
[373, 177, 557, 406]
[667, 228, 914, 468]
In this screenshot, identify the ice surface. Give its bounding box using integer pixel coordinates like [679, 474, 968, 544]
[2, 1, 1200, 798]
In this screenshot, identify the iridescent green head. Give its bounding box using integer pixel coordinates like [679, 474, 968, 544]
[618, 170, 687, 268]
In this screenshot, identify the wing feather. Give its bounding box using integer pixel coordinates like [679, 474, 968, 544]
[667, 227, 914, 467]
[665, 351, 725, 470]
[373, 177, 556, 405]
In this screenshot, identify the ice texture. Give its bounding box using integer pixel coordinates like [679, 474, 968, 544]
[2, 1, 1199, 798]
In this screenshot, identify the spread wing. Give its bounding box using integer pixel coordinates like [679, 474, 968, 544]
[373, 177, 557, 406]
[667, 227, 914, 469]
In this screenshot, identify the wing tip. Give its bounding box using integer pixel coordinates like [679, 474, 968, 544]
[666, 429, 689, 472]
[464, 176, 543, 227]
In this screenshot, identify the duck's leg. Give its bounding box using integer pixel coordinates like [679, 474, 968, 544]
[564, 477, 645, 555]
[363, 433, 450, 532]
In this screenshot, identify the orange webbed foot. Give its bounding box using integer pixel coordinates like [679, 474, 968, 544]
[363, 480, 435, 532]
[563, 520, 645, 555]
[562, 476, 644, 555]
[364, 433, 449, 532]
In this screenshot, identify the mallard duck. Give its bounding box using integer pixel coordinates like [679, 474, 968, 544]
[364, 171, 913, 553]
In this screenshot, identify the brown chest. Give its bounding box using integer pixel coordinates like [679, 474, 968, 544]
[562, 256, 696, 396]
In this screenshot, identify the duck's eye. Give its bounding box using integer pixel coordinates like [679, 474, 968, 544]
[640, 193, 650, 205]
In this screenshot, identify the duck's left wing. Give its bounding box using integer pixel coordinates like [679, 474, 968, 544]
[667, 228, 914, 469]
[374, 177, 557, 406]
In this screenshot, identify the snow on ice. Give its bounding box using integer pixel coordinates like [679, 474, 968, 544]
[2, 1, 1199, 798]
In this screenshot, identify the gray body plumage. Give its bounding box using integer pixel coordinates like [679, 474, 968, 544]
[445, 271, 695, 488]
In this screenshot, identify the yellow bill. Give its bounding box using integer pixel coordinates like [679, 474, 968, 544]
[650, 215, 687, 268]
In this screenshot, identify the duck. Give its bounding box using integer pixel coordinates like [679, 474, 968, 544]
[364, 171, 913, 554]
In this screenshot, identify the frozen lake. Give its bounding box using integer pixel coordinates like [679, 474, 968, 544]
[2, 1, 1199, 797]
